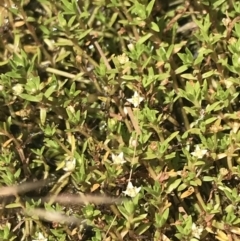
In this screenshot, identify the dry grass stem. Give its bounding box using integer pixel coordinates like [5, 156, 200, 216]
[25, 208, 84, 225]
[43, 193, 124, 205]
[0, 180, 48, 197]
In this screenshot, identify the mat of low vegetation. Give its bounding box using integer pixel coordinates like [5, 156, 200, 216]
[1, 0, 240, 241]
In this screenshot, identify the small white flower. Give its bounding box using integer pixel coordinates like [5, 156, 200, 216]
[12, 83, 24, 95]
[63, 158, 76, 172]
[191, 223, 203, 239]
[191, 145, 208, 159]
[112, 152, 126, 165]
[222, 18, 231, 27]
[127, 91, 144, 107]
[117, 53, 129, 65]
[129, 137, 137, 147]
[127, 43, 134, 51]
[32, 232, 47, 241]
[122, 181, 141, 197]
[103, 86, 109, 93]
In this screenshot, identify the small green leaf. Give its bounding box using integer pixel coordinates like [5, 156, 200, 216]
[202, 70, 215, 79]
[212, 0, 225, 9]
[135, 223, 151, 235]
[175, 65, 189, 74]
[19, 93, 43, 102]
[55, 51, 71, 62]
[205, 102, 222, 113]
[118, 205, 130, 220]
[0, 60, 8, 66]
[178, 183, 188, 192]
[122, 75, 138, 80]
[58, 12, 67, 27]
[183, 106, 198, 117]
[137, 33, 153, 45]
[61, 0, 75, 11]
[146, 0, 155, 17]
[6, 202, 22, 208]
[164, 131, 179, 144]
[167, 178, 182, 193]
[142, 151, 157, 160]
[77, 28, 93, 41]
[150, 21, 160, 32]
[132, 213, 148, 223]
[158, 73, 170, 81]
[204, 117, 218, 125]
[180, 73, 197, 80]
[44, 85, 57, 98]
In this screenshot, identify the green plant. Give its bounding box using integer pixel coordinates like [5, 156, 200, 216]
[1, 0, 240, 240]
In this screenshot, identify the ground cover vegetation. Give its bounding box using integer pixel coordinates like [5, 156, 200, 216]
[0, 0, 240, 240]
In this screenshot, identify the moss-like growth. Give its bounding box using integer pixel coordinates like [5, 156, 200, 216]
[1, 0, 240, 240]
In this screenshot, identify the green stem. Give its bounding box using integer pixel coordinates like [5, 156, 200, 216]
[46, 67, 90, 83]
[143, 161, 157, 180]
[194, 187, 207, 212]
[170, 63, 190, 130]
[15, 3, 52, 64]
[53, 136, 72, 156]
[47, 171, 71, 205]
